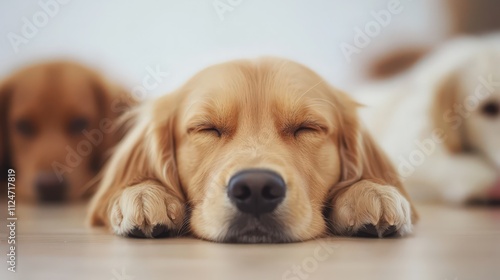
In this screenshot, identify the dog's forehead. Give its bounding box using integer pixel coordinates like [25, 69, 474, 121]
[181, 60, 333, 116]
[9, 65, 99, 119]
[13, 65, 94, 97]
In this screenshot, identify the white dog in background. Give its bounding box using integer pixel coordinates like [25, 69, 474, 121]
[353, 35, 500, 204]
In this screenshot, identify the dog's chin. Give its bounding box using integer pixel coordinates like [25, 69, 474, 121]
[221, 214, 295, 243]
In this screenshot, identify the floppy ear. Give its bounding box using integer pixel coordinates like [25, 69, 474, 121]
[87, 94, 183, 226]
[431, 72, 464, 153]
[0, 77, 13, 179]
[331, 91, 417, 219]
[335, 93, 403, 188]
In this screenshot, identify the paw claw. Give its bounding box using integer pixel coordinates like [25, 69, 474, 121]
[167, 204, 178, 220]
[348, 219, 354, 227]
[385, 217, 395, 226]
[382, 225, 398, 237]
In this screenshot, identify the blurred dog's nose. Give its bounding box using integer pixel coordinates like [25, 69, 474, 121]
[35, 173, 67, 203]
[227, 169, 286, 216]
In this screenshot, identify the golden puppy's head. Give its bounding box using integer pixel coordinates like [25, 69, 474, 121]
[93, 58, 401, 242]
[0, 61, 133, 203]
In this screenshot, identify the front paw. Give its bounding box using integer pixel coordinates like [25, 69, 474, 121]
[331, 182, 412, 238]
[109, 184, 185, 238]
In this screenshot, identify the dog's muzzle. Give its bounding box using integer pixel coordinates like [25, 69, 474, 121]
[224, 169, 288, 243]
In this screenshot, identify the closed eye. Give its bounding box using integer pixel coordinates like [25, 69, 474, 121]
[188, 125, 222, 138]
[200, 127, 222, 137]
[291, 121, 326, 137]
[294, 126, 318, 137]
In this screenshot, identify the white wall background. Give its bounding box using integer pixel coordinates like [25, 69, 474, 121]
[0, 0, 450, 98]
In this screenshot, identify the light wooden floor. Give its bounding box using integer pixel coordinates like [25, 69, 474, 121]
[1, 203, 499, 280]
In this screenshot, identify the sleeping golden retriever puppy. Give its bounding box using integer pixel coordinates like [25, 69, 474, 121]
[0, 61, 133, 203]
[88, 58, 417, 243]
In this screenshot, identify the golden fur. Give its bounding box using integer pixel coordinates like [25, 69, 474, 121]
[88, 58, 417, 242]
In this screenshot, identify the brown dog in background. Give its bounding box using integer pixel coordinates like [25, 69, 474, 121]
[0, 61, 134, 203]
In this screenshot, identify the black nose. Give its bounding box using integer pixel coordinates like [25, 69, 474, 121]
[35, 172, 67, 203]
[227, 169, 286, 217]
